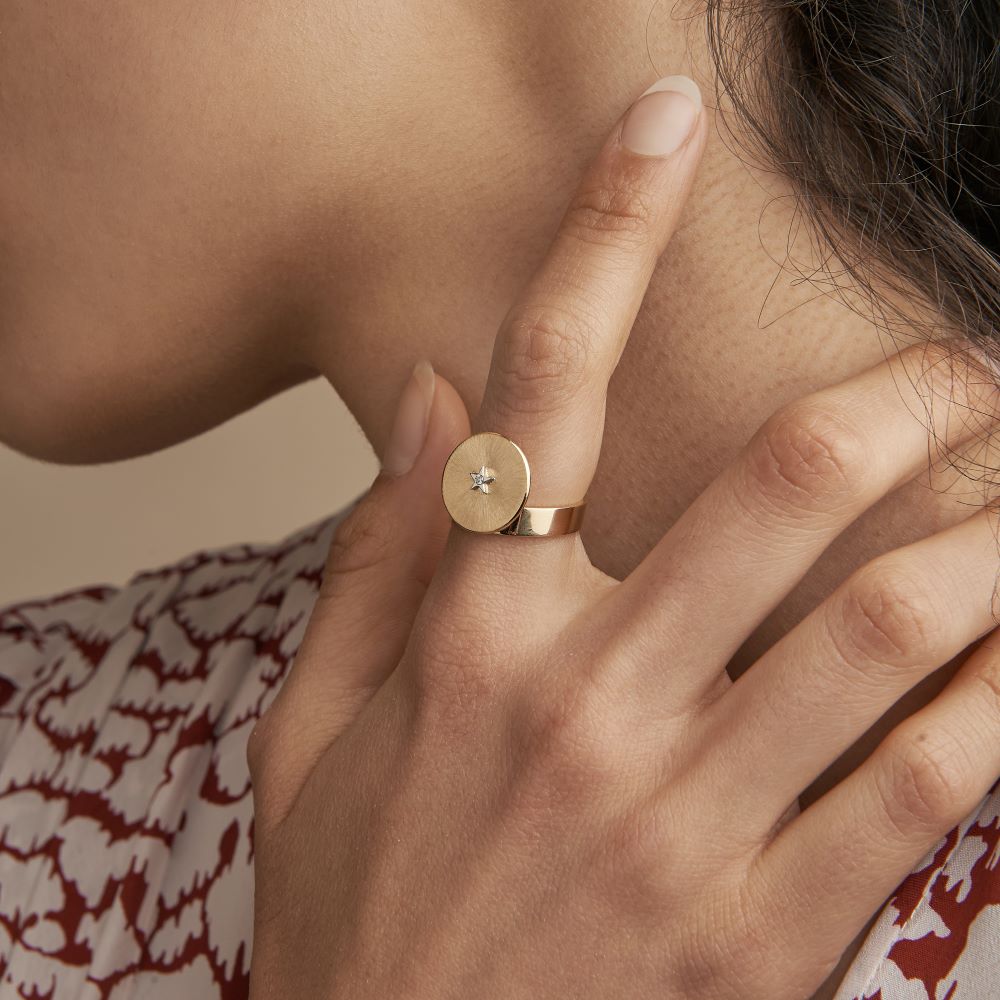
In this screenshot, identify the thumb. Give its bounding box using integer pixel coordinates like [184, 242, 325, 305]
[247, 360, 471, 823]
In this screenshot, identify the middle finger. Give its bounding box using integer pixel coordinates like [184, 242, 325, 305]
[699, 500, 1000, 835]
[616, 339, 1000, 696]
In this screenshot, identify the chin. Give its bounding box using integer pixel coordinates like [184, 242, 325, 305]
[0, 392, 220, 467]
[0, 340, 184, 464]
[0, 342, 319, 466]
[0, 375, 138, 466]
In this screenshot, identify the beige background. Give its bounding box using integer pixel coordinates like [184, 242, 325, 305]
[0, 380, 379, 607]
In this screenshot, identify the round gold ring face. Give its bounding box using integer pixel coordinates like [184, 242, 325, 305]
[442, 432, 530, 534]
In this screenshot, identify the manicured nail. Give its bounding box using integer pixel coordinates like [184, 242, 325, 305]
[622, 74, 702, 157]
[382, 360, 436, 477]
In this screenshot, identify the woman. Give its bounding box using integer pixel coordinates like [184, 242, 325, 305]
[0, 1, 997, 997]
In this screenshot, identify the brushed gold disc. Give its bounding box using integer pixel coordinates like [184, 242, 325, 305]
[442, 432, 530, 534]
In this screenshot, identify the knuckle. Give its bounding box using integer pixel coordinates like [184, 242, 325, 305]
[837, 562, 946, 667]
[743, 404, 869, 518]
[492, 305, 598, 416]
[656, 858, 774, 1000]
[322, 495, 395, 588]
[562, 171, 657, 249]
[510, 673, 623, 793]
[881, 729, 976, 832]
[725, 877, 808, 998]
[652, 880, 774, 999]
[707, 914, 783, 1000]
[406, 604, 506, 729]
[595, 798, 678, 915]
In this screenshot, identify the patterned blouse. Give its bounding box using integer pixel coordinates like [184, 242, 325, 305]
[0, 510, 997, 999]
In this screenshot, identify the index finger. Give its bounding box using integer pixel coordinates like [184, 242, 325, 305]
[473, 74, 708, 514]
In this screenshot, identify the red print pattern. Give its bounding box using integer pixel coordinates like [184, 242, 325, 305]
[0, 511, 997, 999]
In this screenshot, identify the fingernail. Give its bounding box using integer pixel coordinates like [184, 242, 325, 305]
[622, 74, 702, 158]
[381, 360, 436, 477]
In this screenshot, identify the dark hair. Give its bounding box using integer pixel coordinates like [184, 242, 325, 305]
[700, 0, 1000, 503]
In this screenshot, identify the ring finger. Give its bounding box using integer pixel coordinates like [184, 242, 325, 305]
[613, 338, 1000, 700]
[699, 500, 1000, 835]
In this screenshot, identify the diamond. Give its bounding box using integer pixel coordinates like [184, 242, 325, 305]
[470, 466, 497, 494]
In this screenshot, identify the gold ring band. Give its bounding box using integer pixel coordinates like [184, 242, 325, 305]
[441, 432, 587, 537]
[498, 500, 587, 536]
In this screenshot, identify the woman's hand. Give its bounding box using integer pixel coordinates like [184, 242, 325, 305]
[246, 78, 1000, 999]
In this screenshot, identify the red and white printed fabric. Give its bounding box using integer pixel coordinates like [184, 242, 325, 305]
[0, 511, 997, 999]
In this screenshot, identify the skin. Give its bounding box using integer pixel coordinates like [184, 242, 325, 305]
[249, 104, 1000, 998]
[1, 0, 996, 994]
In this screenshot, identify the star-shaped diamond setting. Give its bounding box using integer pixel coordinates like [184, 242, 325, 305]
[470, 466, 497, 494]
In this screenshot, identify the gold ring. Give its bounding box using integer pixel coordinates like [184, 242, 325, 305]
[441, 432, 587, 537]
